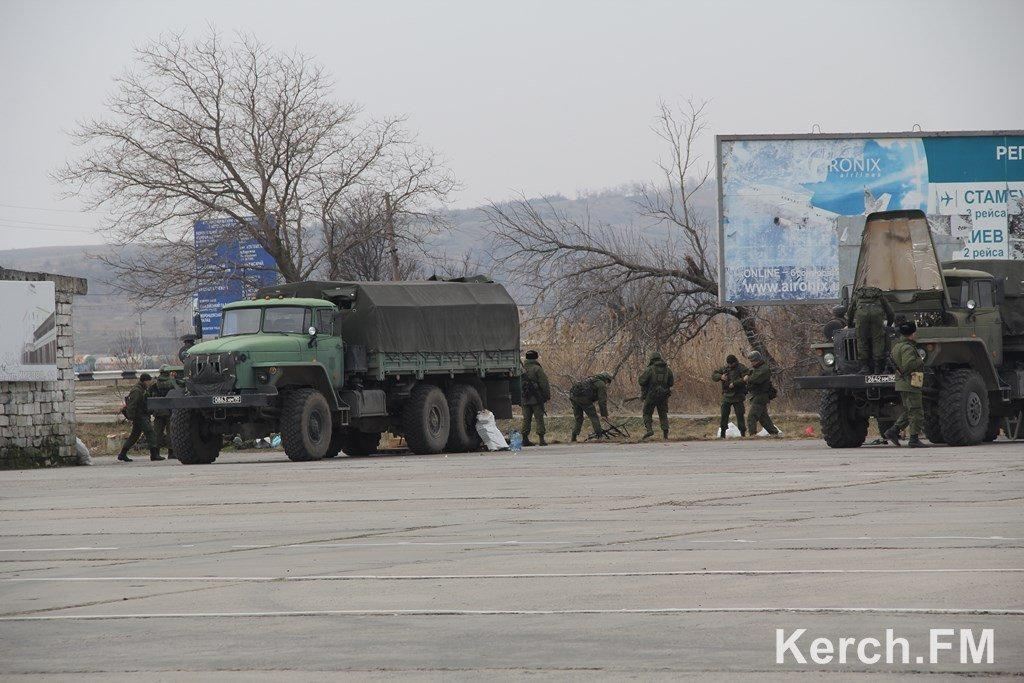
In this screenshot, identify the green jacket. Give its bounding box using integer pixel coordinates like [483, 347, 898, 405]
[149, 376, 176, 399]
[847, 286, 895, 326]
[745, 362, 774, 398]
[125, 383, 149, 421]
[639, 358, 674, 400]
[712, 363, 748, 402]
[890, 336, 924, 392]
[521, 359, 551, 406]
[571, 376, 609, 416]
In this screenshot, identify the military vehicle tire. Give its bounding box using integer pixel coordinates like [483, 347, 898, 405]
[281, 388, 332, 461]
[938, 369, 989, 446]
[404, 384, 450, 455]
[819, 389, 868, 448]
[329, 429, 381, 457]
[923, 402, 945, 444]
[170, 409, 221, 464]
[983, 416, 1001, 442]
[445, 384, 483, 452]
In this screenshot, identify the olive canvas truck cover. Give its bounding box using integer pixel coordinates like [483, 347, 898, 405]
[255, 280, 520, 354]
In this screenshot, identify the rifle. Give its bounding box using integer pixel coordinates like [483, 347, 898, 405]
[586, 417, 631, 441]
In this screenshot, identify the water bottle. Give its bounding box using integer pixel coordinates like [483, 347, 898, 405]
[509, 430, 523, 452]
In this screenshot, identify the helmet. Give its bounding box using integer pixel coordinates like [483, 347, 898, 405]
[899, 321, 917, 336]
[726, 354, 738, 364]
[649, 352, 662, 363]
[746, 350, 763, 363]
[525, 350, 539, 360]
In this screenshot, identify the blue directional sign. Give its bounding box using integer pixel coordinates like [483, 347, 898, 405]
[194, 217, 279, 337]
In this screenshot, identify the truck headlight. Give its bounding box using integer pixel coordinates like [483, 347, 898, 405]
[917, 348, 927, 360]
[823, 352, 836, 367]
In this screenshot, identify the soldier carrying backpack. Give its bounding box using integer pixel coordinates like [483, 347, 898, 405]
[569, 372, 613, 441]
[638, 352, 673, 440]
[520, 350, 551, 447]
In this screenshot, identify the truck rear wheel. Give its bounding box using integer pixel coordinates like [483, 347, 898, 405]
[170, 409, 221, 464]
[445, 384, 483, 452]
[819, 390, 868, 448]
[281, 388, 332, 461]
[938, 369, 989, 446]
[328, 429, 381, 457]
[404, 384, 450, 455]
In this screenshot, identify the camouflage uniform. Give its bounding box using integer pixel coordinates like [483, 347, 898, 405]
[712, 361, 748, 437]
[638, 353, 673, 439]
[744, 360, 779, 436]
[520, 357, 551, 446]
[149, 367, 178, 457]
[117, 378, 161, 461]
[847, 286, 895, 373]
[889, 335, 925, 440]
[570, 373, 611, 441]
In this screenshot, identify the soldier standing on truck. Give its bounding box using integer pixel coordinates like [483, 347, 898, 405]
[520, 350, 551, 447]
[884, 322, 927, 448]
[639, 352, 673, 440]
[712, 355, 747, 438]
[117, 373, 165, 462]
[744, 351, 780, 437]
[569, 372, 613, 441]
[846, 285, 895, 374]
[148, 366, 177, 459]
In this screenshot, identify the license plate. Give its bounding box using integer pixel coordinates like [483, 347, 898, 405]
[212, 395, 242, 405]
[865, 374, 896, 384]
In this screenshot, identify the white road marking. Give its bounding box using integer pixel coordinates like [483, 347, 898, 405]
[3, 607, 1021, 621]
[688, 536, 1020, 543]
[5, 568, 1022, 582]
[232, 541, 576, 549]
[0, 547, 119, 552]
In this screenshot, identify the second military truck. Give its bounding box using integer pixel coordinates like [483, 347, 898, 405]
[149, 279, 521, 464]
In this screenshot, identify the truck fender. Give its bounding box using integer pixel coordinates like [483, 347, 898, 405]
[263, 364, 340, 410]
[927, 338, 1000, 390]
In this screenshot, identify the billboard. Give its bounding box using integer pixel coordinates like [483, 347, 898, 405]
[194, 217, 279, 337]
[0, 281, 58, 381]
[717, 131, 1024, 304]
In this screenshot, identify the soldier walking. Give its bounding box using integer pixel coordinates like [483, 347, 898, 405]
[148, 365, 180, 459]
[846, 285, 895, 374]
[712, 354, 747, 438]
[569, 372, 612, 441]
[639, 352, 673, 440]
[520, 350, 551, 447]
[744, 351, 780, 436]
[884, 322, 927, 448]
[117, 373, 165, 462]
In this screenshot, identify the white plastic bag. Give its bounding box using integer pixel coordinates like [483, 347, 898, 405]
[724, 422, 742, 438]
[475, 410, 509, 451]
[75, 437, 92, 466]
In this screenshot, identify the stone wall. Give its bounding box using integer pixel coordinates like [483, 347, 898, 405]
[0, 268, 88, 469]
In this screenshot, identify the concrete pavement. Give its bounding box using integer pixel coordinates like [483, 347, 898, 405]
[1, 439, 1021, 677]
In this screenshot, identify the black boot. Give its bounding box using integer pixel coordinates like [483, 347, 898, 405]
[718, 428, 726, 439]
[570, 432, 578, 442]
[642, 429, 654, 440]
[117, 451, 133, 462]
[538, 435, 547, 446]
[907, 434, 927, 448]
[883, 426, 902, 447]
[150, 448, 165, 461]
[662, 430, 669, 440]
[522, 436, 534, 447]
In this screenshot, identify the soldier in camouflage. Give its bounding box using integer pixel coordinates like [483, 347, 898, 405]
[884, 321, 927, 448]
[520, 350, 551, 447]
[712, 355, 747, 438]
[149, 365, 179, 459]
[117, 373, 164, 462]
[638, 352, 673, 440]
[744, 351, 780, 436]
[847, 285, 895, 374]
[569, 372, 612, 441]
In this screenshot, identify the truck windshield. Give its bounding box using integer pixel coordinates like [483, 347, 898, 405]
[263, 307, 312, 333]
[221, 308, 262, 336]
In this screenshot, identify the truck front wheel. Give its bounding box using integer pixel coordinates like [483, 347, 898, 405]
[445, 384, 483, 452]
[938, 369, 989, 446]
[404, 384, 450, 455]
[281, 389, 332, 461]
[170, 409, 221, 464]
[819, 389, 868, 448]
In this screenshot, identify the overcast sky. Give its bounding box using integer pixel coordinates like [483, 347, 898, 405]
[0, 0, 1020, 250]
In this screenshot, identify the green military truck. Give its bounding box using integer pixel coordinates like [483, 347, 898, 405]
[795, 210, 1024, 447]
[148, 279, 521, 464]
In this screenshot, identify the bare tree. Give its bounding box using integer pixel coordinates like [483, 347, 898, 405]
[110, 329, 146, 371]
[487, 100, 773, 369]
[59, 30, 456, 303]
